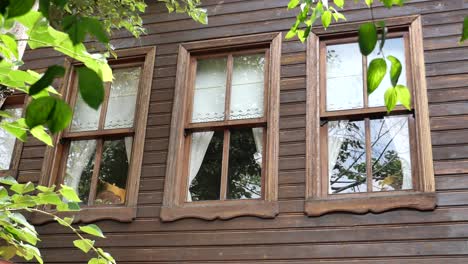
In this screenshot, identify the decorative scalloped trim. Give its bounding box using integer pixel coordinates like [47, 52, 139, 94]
[305, 192, 436, 216]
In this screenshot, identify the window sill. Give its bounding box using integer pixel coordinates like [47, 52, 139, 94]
[305, 192, 436, 216]
[160, 200, 279, 222]
[29, 206, 137, 225]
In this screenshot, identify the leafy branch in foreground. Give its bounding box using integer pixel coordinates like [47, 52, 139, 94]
[0, 177, 114, 264]
[286, 0, 468, 112]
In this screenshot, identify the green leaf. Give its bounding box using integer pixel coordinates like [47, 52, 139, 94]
[54, 216, 74, 226]
[7, 0, 35, 18]
[77, 67, 105, 110]
[367, 58, 387, 94]
[0, 246, 17, 260]
[88, 258, 108, 264]
[46, 98, 72, 133]
[358, 22, 378, 56]
[288, 0, 300, 9]
[0, 176, 17, 185]
[39, 0, 51, 18]
[333, 0, 344, 8]
[73, 239, 94, 253]
[36, 185, 55, 192]
[378, 21, 387, 51]
[382, 0, 393, 8]
[56, 201, 80, 211]
[83, 17, 109, 43]
[25, 97, 55, 128]
[387, 55, 402, 87]
[29, 65, 65, 96]
[62, 15, 87, 45]
[365, 0, 373, 7]
[11, 182, 36, 194]
[0, 110, 12, 118]
[461, 16, 468, 43]
[0, 0, 10, 15]
[396, 84, 411, 110]
[59, 185, 81, 202]
[37, 192, 62, 205]
[1, 118, 28, 141]
[321, 10, 332, 28]
[80, 224, 105, 238]
[30, 125, 53, 146]
[384, 87, 397, 112]
[0, 33, 18, 59]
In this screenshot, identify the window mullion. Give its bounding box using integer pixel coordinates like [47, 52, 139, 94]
[220, 129, 230, 200]
[88, 139, 104, 205]
[362, 54, 368, 109]
[365, 118, 373, 192]
[98, 82, 112, 130]
[224, 54, 234, 120]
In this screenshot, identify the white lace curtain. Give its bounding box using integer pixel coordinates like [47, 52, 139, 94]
[0, 108, 22, 170]
[71, 67, 141, 132]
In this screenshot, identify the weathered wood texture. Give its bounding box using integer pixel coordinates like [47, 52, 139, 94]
[18, 0, 468, 262]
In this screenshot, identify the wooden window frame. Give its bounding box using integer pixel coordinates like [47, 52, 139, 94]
[37, 47, 156, 223]
[0, 94, 27, 178]
[161, 33, 281, 221]
[305, 16, 436, 216]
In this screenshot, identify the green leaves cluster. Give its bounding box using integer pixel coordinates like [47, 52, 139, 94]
[160, 0, 208, 24]
[0, 177, 114, 264]
[286, 0, 346, 42]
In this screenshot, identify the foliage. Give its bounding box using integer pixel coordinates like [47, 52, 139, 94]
[0, 0, 202, 263]
[286, 0, 468, 112]
[0, 176, 114, 263]
[159, 0, 208, 24]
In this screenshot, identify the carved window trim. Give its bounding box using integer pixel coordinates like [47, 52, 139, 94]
[305, 16, 436, 216]
[161, 33, 281, 222]
[37, 47, 156, 223]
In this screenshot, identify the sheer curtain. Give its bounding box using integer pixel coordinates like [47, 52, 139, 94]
[252, 128, 263, 166]
[384, 116, 412, 190]
[327, 120, 349, 193]
[187, 131, 214, 201]
[124, 137, 133, 161]
[63, 140, 97, 194]
[71, 94, 100, 132]
[0, 108, 22, 170]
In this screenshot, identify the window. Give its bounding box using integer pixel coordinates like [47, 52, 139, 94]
[39, 47, 155, 223]
[0, 94, 25, 177]
[161, 33, 281, 221]
[305, 16, 436, 215]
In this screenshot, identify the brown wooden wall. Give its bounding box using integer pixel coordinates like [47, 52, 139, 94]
[19, 0, 468, 262]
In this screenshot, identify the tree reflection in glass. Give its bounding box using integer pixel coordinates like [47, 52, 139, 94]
[227, 128, 262, 199]
[328, 121, 367, 194]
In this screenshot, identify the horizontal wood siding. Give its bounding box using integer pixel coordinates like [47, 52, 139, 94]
[19, 0, 468, 262]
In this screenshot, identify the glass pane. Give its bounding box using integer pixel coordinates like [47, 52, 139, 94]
[188, 131, 224, 201]
[230, 54, 265, 120]
[104, 67, 141, 129]
[0, 108, 22, 170]
[328, 120, 367, 194]
[71, 92, 101, 132]
[227, 128, 263, 200]
[368, 38, 406, 107]
[63, 140, 97, 204]
[192, 58, 227, 123]
[94, 137, 132, 205]
[326, 43, 364, 111]
[371, 116, 412, 191]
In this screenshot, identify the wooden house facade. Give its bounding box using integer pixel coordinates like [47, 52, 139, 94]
[4, 0, 468, 262]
